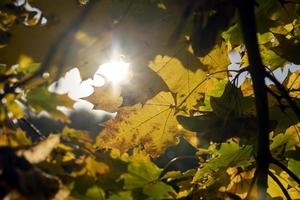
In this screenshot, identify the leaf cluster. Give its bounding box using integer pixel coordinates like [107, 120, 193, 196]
[0, 0, 299, 199]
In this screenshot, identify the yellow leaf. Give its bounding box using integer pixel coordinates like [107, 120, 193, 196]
[288, 187, 300, 199]
[224, 167, 255, 199]
[4, 94, 24, 119]
[199, 42, 230, 75]
[15, 129, 32, 145]
[267, 170, 289, 199]
[97, 91, 192, 157]
[149, 54, 217, 112]
[241, 78, 254, 96]
[286, 70, 300, 98]
[18, 54, 33, 69]
[0, 128, 31, 147]
[85, 156, 110, 176]
[83, 84, 123, 112]
[75, 31, 97, 47]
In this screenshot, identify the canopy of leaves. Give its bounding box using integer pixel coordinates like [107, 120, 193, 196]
[0, 0, 299, 199]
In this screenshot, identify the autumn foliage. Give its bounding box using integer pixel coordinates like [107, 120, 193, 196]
[0, 0, 300, 199]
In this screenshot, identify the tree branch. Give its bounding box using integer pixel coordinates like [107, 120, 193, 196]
[159, 155, 199, 179]
[268, 170, 292, 200]
[20, 118, 46, 140]
[265, 72, 300, 119]
[271, 157, 300, 185]
[236, 0, 271, 198]
[0, 0, 98, 100]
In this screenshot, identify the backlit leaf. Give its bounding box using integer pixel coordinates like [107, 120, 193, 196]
[27, 87, 73, 121]
[193, 142, 253, 187]
[83, 84, 123, 112]
[108, 191, 133, 200]
[97, 91, 194, 157]
[119, 148, 175, 198]
[288, 159, 300, 178]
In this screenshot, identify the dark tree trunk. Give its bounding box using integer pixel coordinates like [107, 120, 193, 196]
[236, 0, 271, 198]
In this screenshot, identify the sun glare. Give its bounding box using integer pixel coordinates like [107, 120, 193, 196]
[96, 59, 129, 84]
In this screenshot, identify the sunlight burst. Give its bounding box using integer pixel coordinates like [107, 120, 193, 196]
[96, 59, 129, 84]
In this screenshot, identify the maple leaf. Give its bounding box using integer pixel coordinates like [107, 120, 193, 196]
[84, 84, 123, 112]
[192, 142, 253, 187]
[96, 91, 192, 157]
[149, 54, 222, 113]
[119, 148, 176, 199]
[177, 82, 257, 142]
[26, 87, 74, 121]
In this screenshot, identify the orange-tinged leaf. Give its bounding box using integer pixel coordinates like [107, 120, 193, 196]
[83, 84, 123, 112]
[222, 167, 255, 199]
[85, 156, 110, 176]
[96, 91, 192, 157]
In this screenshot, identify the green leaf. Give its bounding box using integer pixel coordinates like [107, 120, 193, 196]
[257, 32, 277, 45]
[62, 126, 94, 153]
[5, 94, 25, 119]
[85, 185, 105, 200]
[260, 46, 287, 69]
[118, 149, 176, 198]
[269, 102, 300, 133]
[193, 142, 253, 187]
[143, 182, 174, 200]
[177, 82, 257, 142]
[288, 159, 300, 178]
[120, 149, 162, 189]
[270, 133, 291, 151]
[27, 87, 73, 121]
[108, 191, 133, 200]
[222, 24, 243, 47]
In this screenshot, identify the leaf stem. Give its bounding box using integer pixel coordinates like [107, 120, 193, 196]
[265, 72, 300, 119]
[268, 170, 292, 200]
[159, 155, 199, 179]
[270, 157, 300, 185]
[20, 118, 46, 140]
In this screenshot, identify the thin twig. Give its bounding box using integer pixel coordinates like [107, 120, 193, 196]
[278, 0, 300, 5]
[230, 66, 250, 86]
[20, 118, 46, 140]
[159, 155, 199, 179]
[270, 157, 300, 185]
[268, 170, 292, 200]
[266, 87, 289, 113]
[265, 72, 300, 119]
